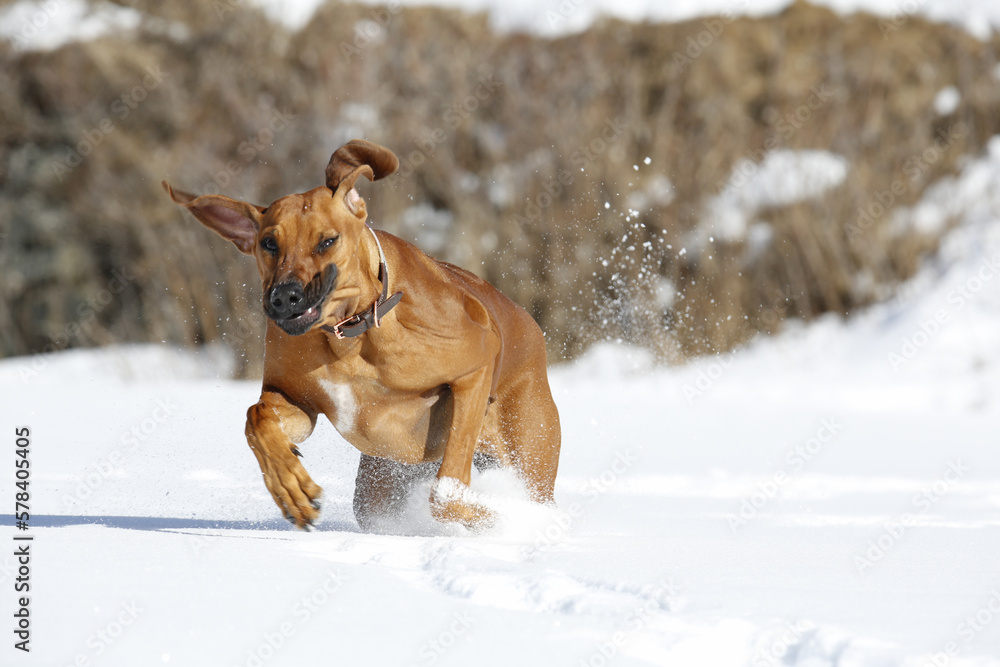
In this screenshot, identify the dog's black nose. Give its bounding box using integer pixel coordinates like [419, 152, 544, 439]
[268, 282, 306, 319]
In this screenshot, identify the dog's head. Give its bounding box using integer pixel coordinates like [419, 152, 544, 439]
[163, 139, 398, 336]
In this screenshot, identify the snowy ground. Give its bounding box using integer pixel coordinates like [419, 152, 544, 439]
[5, 141, 1000, 665]
[3, 0, 1000, 656]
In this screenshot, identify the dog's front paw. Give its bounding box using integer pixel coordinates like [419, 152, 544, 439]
[429, 477, 496, 531]
[257, 448, 323, 530]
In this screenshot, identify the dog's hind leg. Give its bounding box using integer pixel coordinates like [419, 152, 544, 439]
[496, 372, 561, 504]
[245, 389, 322, 529]
[353, 454, 436, 532]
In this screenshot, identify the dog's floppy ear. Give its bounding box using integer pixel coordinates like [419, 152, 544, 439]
[162, 181, 264, 255]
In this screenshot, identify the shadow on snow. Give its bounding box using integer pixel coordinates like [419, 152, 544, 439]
[4, 514, 359, 534]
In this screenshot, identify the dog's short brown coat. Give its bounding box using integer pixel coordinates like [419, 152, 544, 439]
[164, 140, 560, 530]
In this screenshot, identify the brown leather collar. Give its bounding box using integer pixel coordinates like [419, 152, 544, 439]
[321, 226, 403, 340]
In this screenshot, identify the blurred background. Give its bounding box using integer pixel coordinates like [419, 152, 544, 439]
[2, 0, 999, 376]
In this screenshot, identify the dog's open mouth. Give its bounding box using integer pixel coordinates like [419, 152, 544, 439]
[276, 304, 322, 336]
[266, 264, 338, 336]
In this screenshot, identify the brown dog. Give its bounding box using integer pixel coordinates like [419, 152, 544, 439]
[163, 139, 560, 531]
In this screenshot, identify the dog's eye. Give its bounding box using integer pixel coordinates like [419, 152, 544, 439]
[317, 236, 339, 253]
[260, 237, 279, 253]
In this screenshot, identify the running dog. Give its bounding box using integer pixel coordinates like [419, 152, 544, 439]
[163, 139, 560, 531]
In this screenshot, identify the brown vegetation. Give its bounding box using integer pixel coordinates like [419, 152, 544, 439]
[1, 0, 998, 375]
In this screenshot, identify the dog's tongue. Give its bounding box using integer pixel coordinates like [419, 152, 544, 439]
[297, 306, 319, 324]
[279, 306, 320, 335]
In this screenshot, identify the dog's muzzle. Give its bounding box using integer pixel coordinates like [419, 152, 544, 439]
[268, 282, 306, 319]
[264, 264, 338, 336]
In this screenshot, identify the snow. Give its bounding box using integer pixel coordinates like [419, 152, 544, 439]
[934, 86, 962, 116]
[399, 203, 455, 255]
[336, 0, 1000, 38]
[702, 149, 848, 242]
[242, 0, 329, 31]
[5, 138, 1000, 665]
[627, 174, 675, 214]
[893, 135, 1000, 242]
[0, 0, 142, 53]
[2, 0, 998, 52]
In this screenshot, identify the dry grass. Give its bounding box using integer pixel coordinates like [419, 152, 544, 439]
[1, 0, 998, 374]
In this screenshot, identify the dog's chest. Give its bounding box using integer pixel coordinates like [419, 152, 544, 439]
[311, 371, 446, 463]
[317, 378, 358, 434]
